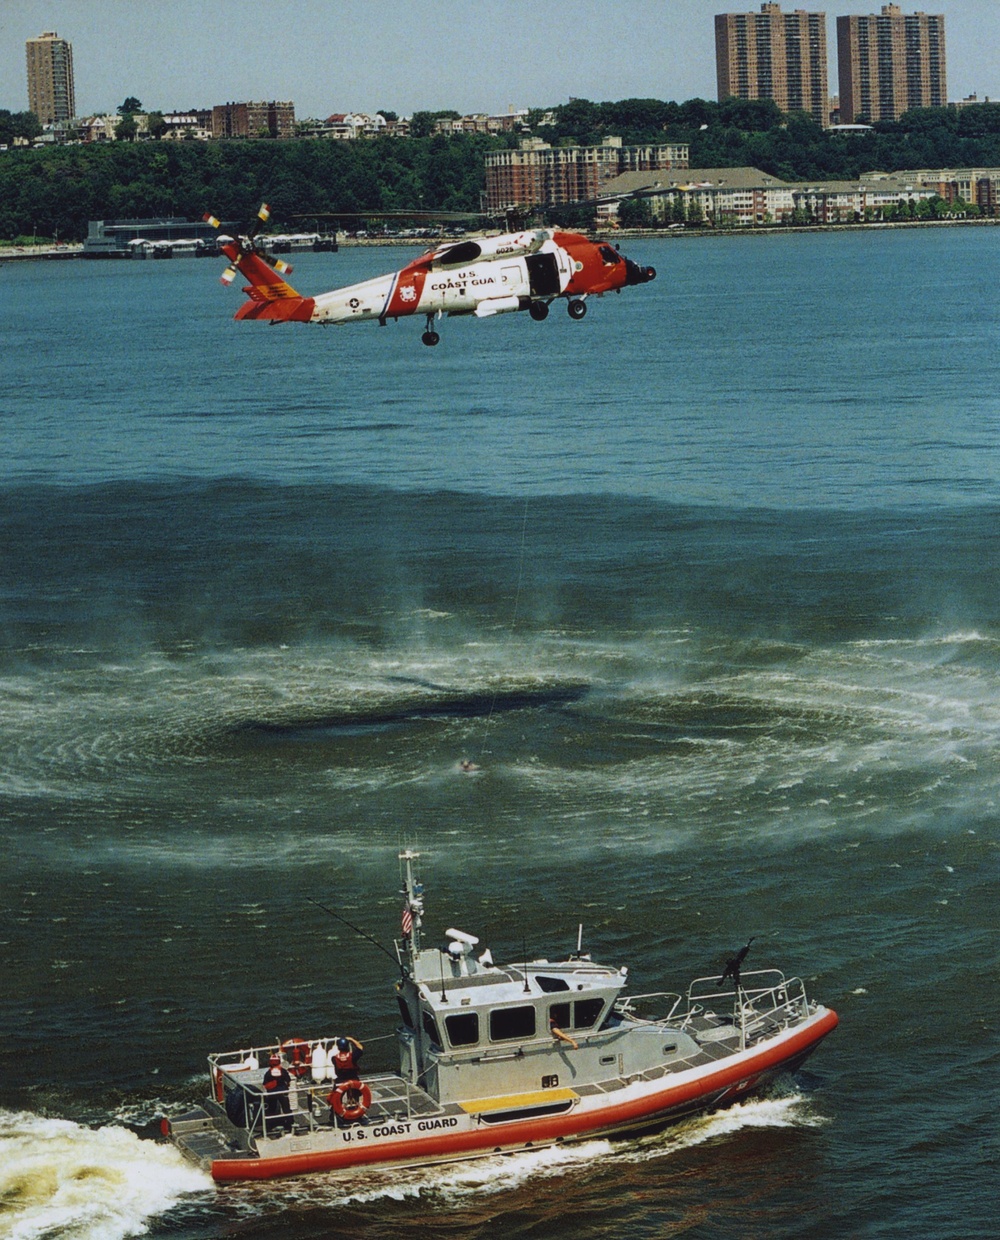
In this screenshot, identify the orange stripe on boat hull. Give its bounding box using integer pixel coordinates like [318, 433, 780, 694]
[210, 1008, 838, 1181]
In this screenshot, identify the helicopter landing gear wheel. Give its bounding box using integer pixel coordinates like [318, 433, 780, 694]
[421, 313, 440, 347]
[567, 299, 587, 320]
[529, 301, 549, 321]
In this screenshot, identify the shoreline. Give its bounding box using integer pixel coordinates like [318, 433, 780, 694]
[0, 243, 83, 261]
[2, 215, 997, 262]
[611, 216, 1000, 240]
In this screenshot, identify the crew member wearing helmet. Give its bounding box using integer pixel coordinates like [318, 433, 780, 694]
[331, 1035, 364, 1082]
[261, 1052, 294, 1136]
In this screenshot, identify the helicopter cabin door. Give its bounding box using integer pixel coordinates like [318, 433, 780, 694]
[525, 252, 562, 298]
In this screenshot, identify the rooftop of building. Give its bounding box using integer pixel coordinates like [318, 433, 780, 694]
[599, 166, 972, 197]
[599, 167, 783, 196]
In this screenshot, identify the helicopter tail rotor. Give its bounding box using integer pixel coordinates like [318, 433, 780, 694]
[203, 205, 314, 321]
[203, 204, 293, 274]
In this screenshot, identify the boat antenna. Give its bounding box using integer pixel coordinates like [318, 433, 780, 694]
[522, 932, 530, 994]
[307, 896, 402, 972]
[439, 951, 448, 1003]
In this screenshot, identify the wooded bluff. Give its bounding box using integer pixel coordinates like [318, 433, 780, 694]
[5, 98, 1000, 242]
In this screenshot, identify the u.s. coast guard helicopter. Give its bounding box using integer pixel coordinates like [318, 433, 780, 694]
[203, 205, 656, 345]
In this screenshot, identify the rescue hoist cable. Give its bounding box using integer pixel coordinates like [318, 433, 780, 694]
[477, 494, 530, 761]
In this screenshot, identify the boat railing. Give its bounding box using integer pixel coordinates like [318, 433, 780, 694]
[209, 1044, 441, 1129]
[613, 991, 684, 1023]
[685, 970, 810, 1049]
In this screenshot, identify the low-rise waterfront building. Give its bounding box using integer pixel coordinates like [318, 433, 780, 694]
[596, 165, 944, 225]
[83, 217, 226, 257]
[881, 166, 1000, 213]
[597, 167, 791, 225]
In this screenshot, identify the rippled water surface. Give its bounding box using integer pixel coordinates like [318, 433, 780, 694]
[1, 229, 998, 1239]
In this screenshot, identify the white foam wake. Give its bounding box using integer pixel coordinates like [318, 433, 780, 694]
[0, 1109, 212, 1240]
[248, 1092, 818, 1211]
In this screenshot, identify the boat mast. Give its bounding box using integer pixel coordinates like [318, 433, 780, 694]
[400, 848, 424, 966]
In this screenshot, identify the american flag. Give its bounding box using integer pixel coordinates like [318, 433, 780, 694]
[401, 905, 413, 936]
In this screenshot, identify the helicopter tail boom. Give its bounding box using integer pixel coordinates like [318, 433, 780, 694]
[221, 240, 316, 322]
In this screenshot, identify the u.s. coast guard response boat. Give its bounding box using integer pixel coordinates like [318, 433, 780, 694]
[163, 850, 837, 1181]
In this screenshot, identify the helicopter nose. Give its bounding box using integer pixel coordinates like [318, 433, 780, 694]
[624, 258, 656, 285]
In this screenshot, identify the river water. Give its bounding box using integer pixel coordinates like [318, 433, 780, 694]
[1, 227, 997, 1239]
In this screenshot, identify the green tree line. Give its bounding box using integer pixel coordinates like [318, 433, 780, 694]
[0, 132, 504, 241]
[4, 99, 1000, 242]
[0, 110, 42, 146]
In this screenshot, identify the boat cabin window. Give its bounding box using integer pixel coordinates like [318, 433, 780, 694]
[549, 1002, 571, 1030]
[445, 1012, 480, 1048]
[574, 997, 605, 1029]
[549, 997, 606, 1030]
[535, 975, 571, 993]
[397, 996, 414, 1029]
[489, 1004, 536, 1041]
[422, 1010, 442, 1048]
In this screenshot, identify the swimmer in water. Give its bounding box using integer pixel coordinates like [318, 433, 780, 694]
[459, 758, 479, 772]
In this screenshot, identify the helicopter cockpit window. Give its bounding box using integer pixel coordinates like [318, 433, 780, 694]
[598, 245, 621, 265]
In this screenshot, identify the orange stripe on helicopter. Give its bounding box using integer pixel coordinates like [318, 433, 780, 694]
[382, 262, 430, 319]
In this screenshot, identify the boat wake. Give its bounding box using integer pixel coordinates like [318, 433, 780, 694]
[0, 1108, 213, 1240]
[225, 1092, 818, 1213]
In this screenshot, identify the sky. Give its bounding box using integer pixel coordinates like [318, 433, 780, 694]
[2, 0, 999, 119]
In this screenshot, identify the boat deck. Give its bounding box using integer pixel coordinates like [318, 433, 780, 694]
[168, 1006, 795, 1170]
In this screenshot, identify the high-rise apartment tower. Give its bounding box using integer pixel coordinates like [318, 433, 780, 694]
[715, 4, 829, 127]
[837, 5, 946, 123]
[26, 31, 76, 125]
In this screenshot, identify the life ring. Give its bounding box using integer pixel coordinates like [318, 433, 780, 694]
[328, 1078, 372, 1121]
[280, 1038, 312, 1078]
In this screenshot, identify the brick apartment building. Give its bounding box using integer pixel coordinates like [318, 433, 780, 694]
[715, 4, 829, 127]
[484, 137, 689, 213]
[211, 101, 296, 140]
[837, 4, 946, 123]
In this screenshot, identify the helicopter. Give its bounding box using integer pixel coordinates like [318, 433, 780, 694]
[203, 205, 656, 345]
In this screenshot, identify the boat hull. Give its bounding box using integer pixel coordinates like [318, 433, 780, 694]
[206, 1006, 838, 1181]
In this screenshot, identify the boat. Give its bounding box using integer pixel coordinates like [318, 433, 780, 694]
[162, 850, 838, 1181]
